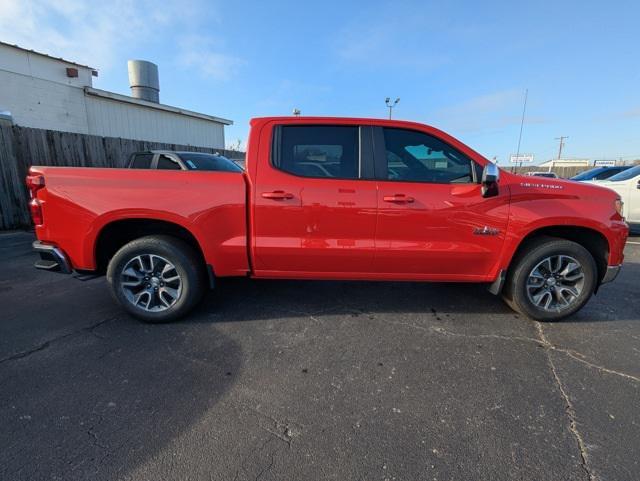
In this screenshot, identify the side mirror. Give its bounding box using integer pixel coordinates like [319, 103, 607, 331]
[481, 163, 500, 198]
[637, 179, 640, 189]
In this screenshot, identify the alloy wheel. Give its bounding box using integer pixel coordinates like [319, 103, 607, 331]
[525, 255, 585, 312]
[119, 254, 182, 312]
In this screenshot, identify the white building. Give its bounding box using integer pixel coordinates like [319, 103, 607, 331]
[0, 41, 231, 149]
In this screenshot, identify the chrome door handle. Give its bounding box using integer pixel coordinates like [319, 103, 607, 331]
[261, 191, 294, 200]
[383, 194, 414, 203]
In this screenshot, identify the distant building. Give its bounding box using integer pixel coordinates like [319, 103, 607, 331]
[538, 158, 590, 168]
[0, 41, 231, 149]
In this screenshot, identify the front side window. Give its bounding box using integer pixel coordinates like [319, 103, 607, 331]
[273, 125, 359, 179]
[383, 128, 476, 183]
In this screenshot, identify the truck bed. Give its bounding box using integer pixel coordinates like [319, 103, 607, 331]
[29, 166, 249, 276]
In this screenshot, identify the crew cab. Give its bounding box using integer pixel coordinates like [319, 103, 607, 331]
[27, 117, 629, 323]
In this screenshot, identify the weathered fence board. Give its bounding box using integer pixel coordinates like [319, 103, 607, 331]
[0, 125, 244, 230]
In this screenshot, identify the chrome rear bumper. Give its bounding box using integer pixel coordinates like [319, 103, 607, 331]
[33, 241, 72, 274]
[601, 264, 622, 284]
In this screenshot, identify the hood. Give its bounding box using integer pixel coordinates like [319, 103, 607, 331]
[503, 170, 621, 202]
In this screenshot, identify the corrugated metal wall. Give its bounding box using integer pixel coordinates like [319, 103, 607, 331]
[84, 96, 225, 149]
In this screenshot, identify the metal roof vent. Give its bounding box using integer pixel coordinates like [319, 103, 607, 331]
[127, 60, 159, 103]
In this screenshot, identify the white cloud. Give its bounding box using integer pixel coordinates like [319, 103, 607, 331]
[433, 89, 545, 133]
[177, 35, 245, 81]
[0, 0, 155, 69]
[620, 107, 640, 118]
[336, 21, 449, 71]
[0, 0, 243, 80]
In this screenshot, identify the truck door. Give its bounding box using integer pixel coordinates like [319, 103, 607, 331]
[252, 123, 378, 275]
[372, 126, 509, 279]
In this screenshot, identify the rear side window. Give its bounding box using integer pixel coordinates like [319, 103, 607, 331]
[273, 125, 359, 179]
[157, 155, 182, 170]
[383, 128, 476, 183]
[130, 153, 153, 169]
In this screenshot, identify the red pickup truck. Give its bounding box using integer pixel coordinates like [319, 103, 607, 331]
[27, 117, 628, 322]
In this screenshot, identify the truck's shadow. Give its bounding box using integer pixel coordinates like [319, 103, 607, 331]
[191, 254, 640, 325]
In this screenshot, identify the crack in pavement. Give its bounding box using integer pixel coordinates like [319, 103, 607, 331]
[246, 405, 301, 449]
[87, 415, 107, 450]
[397, 318, 603, 481]
[392, 321, 640, 384]
[254, 438, 278, 481]
[535, 321, 597, 481]
[233, 436, 280, 481]
[0, 316, 119, 365]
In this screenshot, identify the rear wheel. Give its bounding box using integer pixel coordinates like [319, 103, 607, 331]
[106, 235, 205, 323]
[502, 237, 597, 321]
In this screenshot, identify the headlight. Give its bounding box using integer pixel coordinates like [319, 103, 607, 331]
[615, 198, 624, 217]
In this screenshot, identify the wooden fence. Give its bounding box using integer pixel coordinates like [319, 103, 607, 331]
[0, 125, 244, 230]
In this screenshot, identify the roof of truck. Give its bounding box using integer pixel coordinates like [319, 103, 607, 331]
[250, 116, 430, 125]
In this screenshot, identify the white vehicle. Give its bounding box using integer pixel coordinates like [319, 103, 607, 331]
[596, 165, 640, 225]
[526, 171, 558, 178]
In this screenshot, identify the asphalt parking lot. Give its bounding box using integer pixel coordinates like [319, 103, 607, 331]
[1, 231, 638, 481]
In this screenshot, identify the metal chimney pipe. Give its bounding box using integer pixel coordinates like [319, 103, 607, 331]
[127, 60, 159, 103]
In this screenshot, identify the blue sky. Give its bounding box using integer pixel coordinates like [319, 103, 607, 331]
[1, 0, 639, 163]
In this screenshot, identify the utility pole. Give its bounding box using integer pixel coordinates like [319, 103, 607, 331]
[385, 97, 400, 119]
[555, 136, 568, 159]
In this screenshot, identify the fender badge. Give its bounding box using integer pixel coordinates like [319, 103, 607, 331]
[520, 182, 563, 189]
[474, 226, 500, 236]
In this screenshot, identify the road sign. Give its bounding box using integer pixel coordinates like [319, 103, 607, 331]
[594, 160, 616, 167]
[510, 154, 534, 163]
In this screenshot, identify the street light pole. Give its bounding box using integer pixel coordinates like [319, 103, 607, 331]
[385, 97, 400, 119]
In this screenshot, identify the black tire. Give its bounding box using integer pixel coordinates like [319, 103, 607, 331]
[106, 235, 206, 323]
[502, 236, 598, 321]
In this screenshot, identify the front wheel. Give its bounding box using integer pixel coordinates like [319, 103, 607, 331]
[106, 235, 206, 323]
[502, 237, 598, 321]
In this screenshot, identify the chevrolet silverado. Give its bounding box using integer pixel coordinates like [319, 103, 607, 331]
[27, 117, 628, 322]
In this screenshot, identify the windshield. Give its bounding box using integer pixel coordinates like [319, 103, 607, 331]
[607, 165, 640, 182]
[177, 153, 243, 172]
[570, 167, 606, 181]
